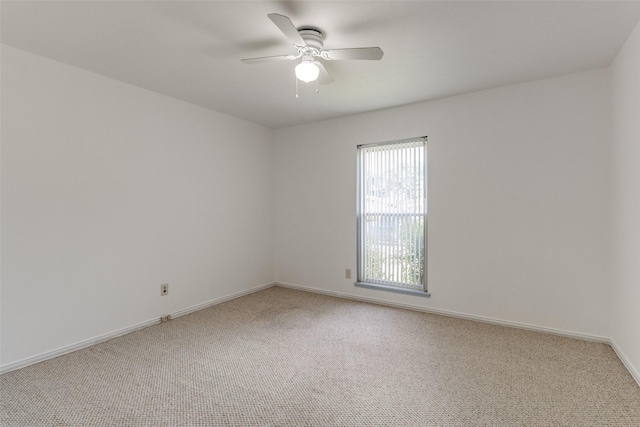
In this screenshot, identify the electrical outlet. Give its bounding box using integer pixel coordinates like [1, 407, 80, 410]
[345, 269, 352, 279]
[161, 283, 168, 296]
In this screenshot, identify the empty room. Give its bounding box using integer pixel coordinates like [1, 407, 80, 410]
[1, 1, 640, 425]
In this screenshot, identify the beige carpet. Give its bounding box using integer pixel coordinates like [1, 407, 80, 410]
[1, 286, 639, 426]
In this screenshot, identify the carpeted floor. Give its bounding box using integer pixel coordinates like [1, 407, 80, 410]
[1, 286, 639, 426]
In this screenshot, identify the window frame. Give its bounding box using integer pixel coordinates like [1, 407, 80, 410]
[355, 136, 430, 297]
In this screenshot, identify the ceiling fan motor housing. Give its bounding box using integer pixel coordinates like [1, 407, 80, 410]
[298, 27, 324, 51]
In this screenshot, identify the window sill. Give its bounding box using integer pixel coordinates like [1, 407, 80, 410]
[354, 282, 431, 298]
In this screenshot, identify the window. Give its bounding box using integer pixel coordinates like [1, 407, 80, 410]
[356, 137, 429, 296]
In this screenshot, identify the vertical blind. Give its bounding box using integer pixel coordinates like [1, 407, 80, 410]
[357, 137, 427, 291]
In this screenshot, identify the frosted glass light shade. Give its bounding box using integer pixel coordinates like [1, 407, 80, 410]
[295, 61, 320, 82]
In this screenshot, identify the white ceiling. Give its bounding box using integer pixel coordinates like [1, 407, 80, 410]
[2, 1, 640, 129]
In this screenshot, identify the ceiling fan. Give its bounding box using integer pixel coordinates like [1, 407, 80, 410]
[241, 13, 384, 88]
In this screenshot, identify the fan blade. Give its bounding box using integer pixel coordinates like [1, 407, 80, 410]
[324, 47, 384, 61]
[268, 13, 306, 46]
[316, 62, 334, 85]
[241, 54, 297, 64]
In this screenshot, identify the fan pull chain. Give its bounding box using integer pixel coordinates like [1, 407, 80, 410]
[294, 77, 321, 98]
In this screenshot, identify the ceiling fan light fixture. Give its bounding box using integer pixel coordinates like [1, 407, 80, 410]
[295, 60, 320, 82]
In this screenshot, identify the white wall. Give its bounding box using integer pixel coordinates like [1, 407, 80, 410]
[274, 68, 611, 339]
[611, 20, 640, 383]
[0, 46, 274, 369]
[2, 35, 632, 375]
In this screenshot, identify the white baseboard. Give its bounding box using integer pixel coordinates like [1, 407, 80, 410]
[0, 281, 277, 374]
[169, 281, 276, 319]
[274, 281, 611, 343]
[610, 339, 640, 387]
[0, 317, 160, 374]
[5, 280, 637, 389]
[277, 282, 640, 384]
